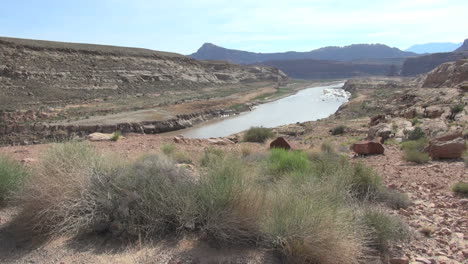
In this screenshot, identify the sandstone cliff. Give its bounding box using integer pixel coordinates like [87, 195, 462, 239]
[422, 59, 468, 88]
[0, 37, 287, 109]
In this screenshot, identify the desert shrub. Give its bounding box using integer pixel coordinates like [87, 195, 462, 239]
[111, 131, 122, 141]
[160, 143, 175, 155]
[350, 162, 382, 199]
[171, 151, 193, 164]
[452, 182, 468, 196]
[243, 127, 274, 143]
[197, 156, 263, 245]
[411, 117, 421, 126]
[407, 127, 426, 141]
[107, 155, 198, 237]
[267, 149, 312, 179]
[377, 189, 411, 209]
[16, 142, 120, 236]
[360, 207, 410, 253]
[200, 146, 224, 167]
[401, 139, 430, 164]
[331, 125, 347, 135]
[0, 155, 29, 203]
[261, 184, 365, 264]
[450, 104, 464, 115]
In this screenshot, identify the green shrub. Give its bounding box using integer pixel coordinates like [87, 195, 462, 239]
[161, 143, 175, 155]
[197, 156, 263, 245]
[16, 142, 119, 236]
[411, 117, 421, 126]
[0, 156, 29, 203]
[401, 139, 430, 164]
[331, 125, 347, 135]
[261, 184, 365, 264]
[110, 131, 122, 141]
[452, 182, 468, 196]
[377, 189, 411, 209]
[407, 127, 426, 141]
[243, 127, 274, 143]
[450, 104, 464, 115]
[360, 207, 411, 253]
[267, 149, 311, 179]
[350, 162, 382, 199]
[200, 147, 224, 167]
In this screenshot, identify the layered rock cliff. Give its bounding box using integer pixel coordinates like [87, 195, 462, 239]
[422, 59, 468, 88]
[0, 37, 287, 109]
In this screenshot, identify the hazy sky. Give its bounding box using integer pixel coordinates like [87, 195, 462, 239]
[1, 0, 467, 54]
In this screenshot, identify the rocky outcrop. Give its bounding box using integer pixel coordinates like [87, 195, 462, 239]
[0, 109, 238, 145]
[425, 133, 466, 159]
[0, 37, 287, 109]
[422, 59, 468, 88]
[352, 141, 385, 155]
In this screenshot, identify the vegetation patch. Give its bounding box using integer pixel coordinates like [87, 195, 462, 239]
[0, 155, 29, 204]
[401, 139, 430, 164]
[13, 141, 410, 262]
[331, 125, 347, 135]
[452, 182, 468, 197]
[242, 126, 275, 143]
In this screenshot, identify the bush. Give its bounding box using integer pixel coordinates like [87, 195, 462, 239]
[407, 127, 426, 141]
[452, 182, 468, 196]
[331, 125, 347, 135]
[261, 184, 365, 264]
[360, 207, 410, 253]
[267, 149, 311, 179]
[0, 156, 29, 203]
[161, 143, 175, 155]
[16, 142, 119, 237]
[111, 131, 122, 141]
[411, 117, 421, 126]
[197, 156, 263, 245]
[243, 127, 274, 143]
[377, 189, 411, 209]
[450, 104, 464, 115]
[200, 147, 224, 167]
[350, 162, 382, 199]
[401, 139, 430, 164]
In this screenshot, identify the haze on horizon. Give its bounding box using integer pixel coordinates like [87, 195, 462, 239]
[1, 0, 467, 55]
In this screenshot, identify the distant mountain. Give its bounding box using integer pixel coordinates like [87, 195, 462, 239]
[405, 42, 462, 54]
[260, 59, 397, 79]
[455, 39, 468, 52]
[190, 43, 417, 64]
[401, 51, 468, 76]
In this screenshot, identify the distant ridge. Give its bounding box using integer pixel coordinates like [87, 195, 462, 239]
[456, 39, 468, 52]
[190, 43, 417, 64]
[405, 42, 462, 54]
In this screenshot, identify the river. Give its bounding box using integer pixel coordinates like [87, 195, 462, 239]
[181, 82, 349, 138]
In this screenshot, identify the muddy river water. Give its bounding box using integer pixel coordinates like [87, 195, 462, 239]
[178, 82, 349, 138]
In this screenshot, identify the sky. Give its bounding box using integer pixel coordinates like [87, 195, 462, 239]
[0, 0, 467, 54]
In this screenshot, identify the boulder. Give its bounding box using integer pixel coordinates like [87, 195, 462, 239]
[425, 106, 447, 119]
[369, 114, 386, 126]
[421, 119, 448, 138]
[425, 137, 466, 159]
[270, 137, 293, 150]
[87, 132, 114, 141]
[368, 123, 392, 141]
[352, 141, 385, 155]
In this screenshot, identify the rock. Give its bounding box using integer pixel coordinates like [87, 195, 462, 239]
[86, 132, 114, 141]
[370, 114, 386, 126]
[425, 137, 466, 159]
[351, 141, 385, 155]
[425, 106, 448, 118]
[421, 119, 449, 138]
[389, 257, 409, 264]
[433, 131, 463, 142]
[368, 123, 392, 141]
[270, 137, 293, 150]
[173, 136, 188, 144]
[20, 158, 36, 163]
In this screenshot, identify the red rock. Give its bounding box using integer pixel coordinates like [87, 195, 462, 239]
[351, 141, 384, 155]
[425, 137, 466, 159]
[270, 137, 293, 150]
